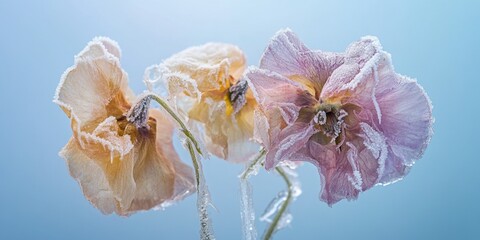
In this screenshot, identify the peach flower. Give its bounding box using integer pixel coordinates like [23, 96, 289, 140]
[54, 37, 195, 215]
[146, 43, 259, 163]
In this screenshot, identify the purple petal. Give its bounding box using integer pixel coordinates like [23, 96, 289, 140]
[260, 29, 344, 95]
[264, 122, 317, 170]
[245, 67, 316, 125]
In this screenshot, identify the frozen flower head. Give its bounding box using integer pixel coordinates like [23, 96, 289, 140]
[54, 37, 195, 215]
[246, 29, 433, 205]
[146, 43, 258, 163]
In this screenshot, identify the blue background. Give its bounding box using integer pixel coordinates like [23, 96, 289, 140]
[1, 0, 478, 239]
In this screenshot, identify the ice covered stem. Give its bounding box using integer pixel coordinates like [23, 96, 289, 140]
[239, 148, 267, 240]
[240, 148, 266, 180]
[186, 140, 215, 240]
[263, 167, 293, 240]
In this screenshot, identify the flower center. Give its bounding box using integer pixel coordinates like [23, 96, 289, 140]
[312, 101, 352, 146]
[126, 95, 152, 136]
[225, 78, 248, 116]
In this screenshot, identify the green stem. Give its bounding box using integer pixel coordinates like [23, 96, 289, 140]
[263, 166, 293, 240]
[150, 94, 203, 155]
[186, 140, 201, 187]
[240, 148, 266, 180]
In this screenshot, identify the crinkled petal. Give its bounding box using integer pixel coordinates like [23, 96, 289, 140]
[321, 36, 383, 102]
[60, 137, 136, 216]
[54, 39, 132, 129]
[260, 29, 344, 95]
[159, 43, 246, 94]
[245, 67, 316, 125]
[60, 109, 195, 216]
[128, 109, 195, 212]
[189, 95, 258, 163]
[265, 122, 317, 170]
[307, 123, 389, 205]
[76, 37, 122, 61]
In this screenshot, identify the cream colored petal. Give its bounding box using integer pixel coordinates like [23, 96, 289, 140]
[73, 116, 134, 163]
[128, 109, 195, 212]
[189, 96, 258, 163]
[60, 138, 123, 215]
[75, 37, 121, 61]
[54, 39, 132, 130]
[161, 43, 246, 94]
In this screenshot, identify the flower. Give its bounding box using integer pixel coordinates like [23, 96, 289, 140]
[245, 29, 433, 205]
[146, 43, 259, 163]
[54, 37, 195, 215]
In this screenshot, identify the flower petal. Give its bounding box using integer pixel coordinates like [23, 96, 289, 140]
[260, 29, 344, 95]
[189, 95, 258, 163]
[76, 37, 122, 61]
[60, 137, 136, 216]
[323, 37, 433, 182]
[60, 109, 195, 216]
[159, 43, 246, 94]
[264, 122, 317, 170]
[54, 40, 132, 129]
[127, 109, 195, 212]
[60, 138, 118, 215]
[321, 36, 383, 102]
[245, 67, 316, 125]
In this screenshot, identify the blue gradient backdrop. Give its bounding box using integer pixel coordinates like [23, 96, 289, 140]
[1, 1, 478, 239]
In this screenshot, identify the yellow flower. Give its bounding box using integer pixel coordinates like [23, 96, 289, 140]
[54, 37, 195, 216]
[149, 43, 259, 163]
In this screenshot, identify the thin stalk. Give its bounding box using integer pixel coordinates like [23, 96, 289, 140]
[150, 94, 203, 155]
[240, 148, 266, 180]
[148, 93, 213, 239]
[263, 167, 293, 240]
[187, 139, 215, 239]
[186, 140, 201, 187]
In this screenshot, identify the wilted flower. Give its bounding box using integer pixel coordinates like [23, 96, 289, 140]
[246, 29, 433, 205]
[146, 43, 258, 163]
[54, 37, 195, 215]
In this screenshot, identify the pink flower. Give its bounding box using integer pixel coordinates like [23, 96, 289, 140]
[245, 29, 433, 205]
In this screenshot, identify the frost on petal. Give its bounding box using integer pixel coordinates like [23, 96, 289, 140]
[374, 73, 433, 167]
[161, 43, 246, 93]
[245, 67, 316, 125]
[61, 109, 195, 216]
[265, 122, 317, 170]
[73, 116, 134, 161]
[73, 36, 122, 63]
[321, 36, 383, 101]
[323, 38, 433, 183]
[144, 64, 201, 103]
[308, 135, 385, 205]
[187, 93, 258, 163]
[260, 29, 344, 95]
[54, 50, 132, 132]
[61, 136, 136, 215]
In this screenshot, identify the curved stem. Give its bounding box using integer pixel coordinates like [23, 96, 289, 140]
[240, 148, 266, 180]
[150, 94, 203, 155]
[186, 140, 201, 187]
[263, 167, 293, 240]
[148, 93, 213, 239]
